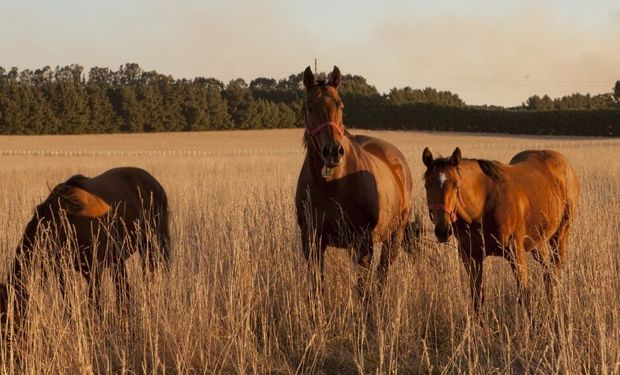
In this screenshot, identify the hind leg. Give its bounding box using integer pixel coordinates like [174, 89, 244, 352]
[544, 224, 570, 302]
[301, 226, 327, 296]
[508, 235, 531, 310]
[355, 231, 374, 305]
[112, 262, 130, 313]
[377, 229, 402, 295]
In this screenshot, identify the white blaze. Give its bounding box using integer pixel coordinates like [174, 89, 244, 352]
[439, 172, 447, 188]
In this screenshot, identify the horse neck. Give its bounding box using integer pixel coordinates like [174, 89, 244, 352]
[8, 221, 39, 296]
[458, 160, 494, 222]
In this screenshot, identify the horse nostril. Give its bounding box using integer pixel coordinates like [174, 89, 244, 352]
[337, 144, 344, 156]
[434, 227, 443, 238]
[321, 147, 330, 158]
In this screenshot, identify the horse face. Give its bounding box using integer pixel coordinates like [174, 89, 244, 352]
[423, 147, 462, 243]
[303, 66, 346, 172]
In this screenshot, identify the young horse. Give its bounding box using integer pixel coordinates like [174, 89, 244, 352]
[295, 66, 413, 299]
[422, 147, 579, 312]
[0, 167, 170, 325]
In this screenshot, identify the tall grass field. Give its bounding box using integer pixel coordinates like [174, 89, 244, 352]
[0, 129, 618, 373]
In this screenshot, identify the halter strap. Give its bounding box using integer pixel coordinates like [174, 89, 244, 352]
[305, 121, 345, 150]
[306, 121, 344, 138]
[427, 187, 466, 223]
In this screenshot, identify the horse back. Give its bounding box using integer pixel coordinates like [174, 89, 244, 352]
[504, 150, 579, 244]
[66, 167, 169, 262]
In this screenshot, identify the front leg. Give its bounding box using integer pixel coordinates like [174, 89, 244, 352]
[456, 225, 485, 314]
[458, 252, 484, 315]
[355, 231, 374, 306]
[300, 224, 326, 297]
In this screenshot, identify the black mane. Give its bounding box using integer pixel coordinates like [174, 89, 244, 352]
[424, 157, 503, 181]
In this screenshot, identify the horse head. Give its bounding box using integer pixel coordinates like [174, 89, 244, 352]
[422, 147, 464, 242]
[302, 66, 347, 177]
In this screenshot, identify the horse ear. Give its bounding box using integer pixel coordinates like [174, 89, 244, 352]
[303, 66, 315, 90]
[450, 147, 462, 165]
[70, 187, 111, 217]
[422, 147, 434, 167]
[328, 66, 341, 88]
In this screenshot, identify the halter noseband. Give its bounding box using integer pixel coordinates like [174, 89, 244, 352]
[305, 121, 345, 148]
[427, 187, 466, 223]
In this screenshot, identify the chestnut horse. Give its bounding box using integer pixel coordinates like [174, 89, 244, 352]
[0, 167, 170, 324]
[422, 147, 579, 312]
[295, 66, 413, 299]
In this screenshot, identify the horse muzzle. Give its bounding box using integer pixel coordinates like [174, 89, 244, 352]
[321, 143, 344, 165]
[434, 225, 453, 243]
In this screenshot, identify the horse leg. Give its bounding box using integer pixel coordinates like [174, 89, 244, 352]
[355, 232, 373, 297]
[544, 223, 570, 303]
[301, 228, 326, 297]
[112, 262, 130, 313]
[377, 231, 401, 296]
[509, 236, 531, 310]
[84, 269, 102, 315]
[459, 253, 484, 315]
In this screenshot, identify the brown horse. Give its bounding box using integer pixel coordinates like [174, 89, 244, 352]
[295, 66, 413, 299]
[422, 147, 579, 312]
[0, 167, 170, 324]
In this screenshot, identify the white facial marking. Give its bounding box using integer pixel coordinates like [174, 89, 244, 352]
[439, 172, 447, 188]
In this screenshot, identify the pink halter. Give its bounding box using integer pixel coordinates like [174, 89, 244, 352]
[428, 188, 466, 223]
[305, 121, 345, 148]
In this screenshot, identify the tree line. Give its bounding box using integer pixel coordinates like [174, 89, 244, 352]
[0, 63, 618, 136]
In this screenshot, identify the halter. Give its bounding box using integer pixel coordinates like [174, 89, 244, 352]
[305, 121, 345, 149]
[427, 187, 466, 223]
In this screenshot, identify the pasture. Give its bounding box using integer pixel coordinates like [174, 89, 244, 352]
[0, 129, 618, 373]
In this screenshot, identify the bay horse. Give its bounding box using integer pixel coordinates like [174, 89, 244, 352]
[0, 167, 170, 325]
[422, 147, 579, 312]
[295, 66, 413, 300]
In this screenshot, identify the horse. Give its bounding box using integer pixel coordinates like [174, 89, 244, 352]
[295, 66, 414, 301]
[0, 167, 170, 325]
[422, 147, 579, 312]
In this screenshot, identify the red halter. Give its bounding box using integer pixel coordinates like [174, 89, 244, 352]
[428, 188, 466, 223]
[305, 121, 345, 148]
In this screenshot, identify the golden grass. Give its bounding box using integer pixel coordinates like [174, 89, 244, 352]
[0, 129, 618, 373]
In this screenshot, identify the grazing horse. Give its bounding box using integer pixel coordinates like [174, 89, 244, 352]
[295, 66, 413, 299]
[422, 147, 579, 312]
[0, 167, 170, 324]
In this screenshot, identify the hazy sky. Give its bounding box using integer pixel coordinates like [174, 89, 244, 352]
[1, 0, 619, 106]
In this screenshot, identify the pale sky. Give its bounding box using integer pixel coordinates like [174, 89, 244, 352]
[1, 0, 619, 106]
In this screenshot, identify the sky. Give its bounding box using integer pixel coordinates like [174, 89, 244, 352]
[1, 0, 619, 106]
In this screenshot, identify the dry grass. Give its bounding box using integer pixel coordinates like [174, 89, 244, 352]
[0, 129, 618, 373]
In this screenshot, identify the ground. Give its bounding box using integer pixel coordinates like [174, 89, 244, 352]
[0, 129, 618, 373]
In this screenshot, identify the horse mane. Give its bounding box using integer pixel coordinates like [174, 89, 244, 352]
[424, 157, 503, 181]
[477, 159, 503, 181]
[40, 175, 90, 213]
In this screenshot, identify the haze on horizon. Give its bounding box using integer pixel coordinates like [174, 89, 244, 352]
[1, 0, 619, 107]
